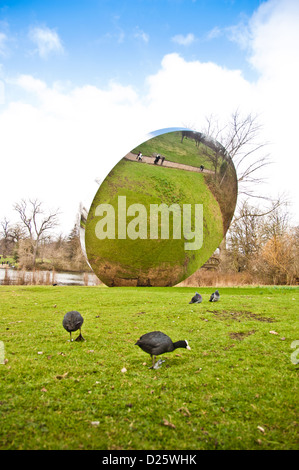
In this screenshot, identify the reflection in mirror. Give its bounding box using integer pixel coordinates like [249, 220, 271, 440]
[83, 129, 238, 286]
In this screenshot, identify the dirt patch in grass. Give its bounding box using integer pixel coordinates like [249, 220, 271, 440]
[207, 310, 276, 323]
[228, 330, 256, 341]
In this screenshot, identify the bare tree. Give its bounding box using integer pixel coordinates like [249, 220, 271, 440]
[14, 198, 60, 268]
[260, 201, 289, 239]
[201, 114, 226, 180]
[203, 110, 271, 197]
[226, 200, 265, 271]
[260, 233, 296, 284]
[0, 218, 13, 258]
[9, 223, 26, 244]
[225, 198, 291, 274]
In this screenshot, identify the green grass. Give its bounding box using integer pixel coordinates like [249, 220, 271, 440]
[132, 131, 215, 170]
[0, 255, 15, 265]
[85, 159, 223, 285]
[0, 285, 298, 450]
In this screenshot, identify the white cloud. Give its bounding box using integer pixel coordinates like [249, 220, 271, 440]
[0, 77, 144, 232]
[206, 26, 222, 41]
[134, 27, 149, 43]
[0, 80, 4, 104]
[171, 33, 195, 46]
[28, 26, 64, 58]
[15, 74, 48, 94]
[226, 22, 251, 50]
[248, 0, 299, 79]
[0, 32, 8, 56]
[243, 0, 299, 220]
[145, 53, 253, 125]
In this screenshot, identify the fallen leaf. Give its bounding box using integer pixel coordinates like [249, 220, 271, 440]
[121, 367, 127, 373]
[55, 372, 68, 380]
[37, 351, 43, 355]
[91, 421, 99, 426]
[41, 387, 47, 392]
[257, 426, 265, 433]
[177, 406, 191, 417]
[163, 418, 176, 429]
[269, 330, 278, 335]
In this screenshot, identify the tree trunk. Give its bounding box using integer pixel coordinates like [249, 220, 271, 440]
[32, 239, 39, 268]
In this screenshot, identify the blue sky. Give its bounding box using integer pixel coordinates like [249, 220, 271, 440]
[0, 0, 299, 233]
[1, 0, 262, 87]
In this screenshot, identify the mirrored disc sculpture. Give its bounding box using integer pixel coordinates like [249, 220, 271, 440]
[82, 128, 238, 286]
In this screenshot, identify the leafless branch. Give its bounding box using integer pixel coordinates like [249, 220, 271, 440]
[13, 198, 60, 267]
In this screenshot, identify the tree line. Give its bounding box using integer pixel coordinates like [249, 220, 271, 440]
[0, 198, 88, 272]
[219, 199, 299, 285]
[1, 196, 298, 284]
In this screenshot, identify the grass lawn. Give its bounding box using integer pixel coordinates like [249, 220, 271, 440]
[0, 285, 298, 450]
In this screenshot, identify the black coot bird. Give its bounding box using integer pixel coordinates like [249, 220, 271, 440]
[135, 331, 191, 369]
[209, 290, 220, 302]
[62, 311, 85, 341]
[189, 292, 202, 304]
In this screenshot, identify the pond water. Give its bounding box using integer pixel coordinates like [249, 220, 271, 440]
[0, 267, 101, 286]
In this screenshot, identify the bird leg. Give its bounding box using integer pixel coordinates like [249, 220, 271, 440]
[75, 328, 85, 342]
[148, 355, 156, 369]
[149, 355, 165, 369]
